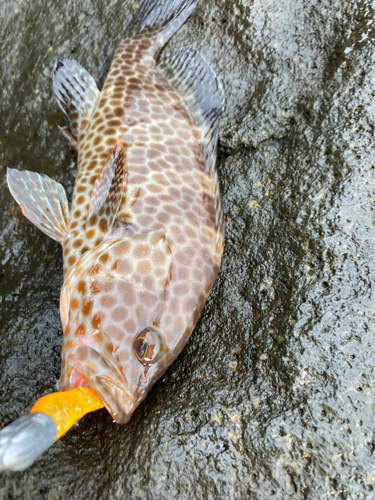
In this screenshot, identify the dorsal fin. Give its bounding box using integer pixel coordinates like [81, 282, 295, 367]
[159, 48, 223, 174]
[86, 140, 128, 238]
[53, 58, 99, 146]
[7, 168, 69, 244]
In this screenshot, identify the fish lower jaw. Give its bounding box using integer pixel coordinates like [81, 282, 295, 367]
[59, 365, 137, 424]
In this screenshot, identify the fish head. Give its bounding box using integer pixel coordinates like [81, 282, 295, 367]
[59, 228, 183, 423]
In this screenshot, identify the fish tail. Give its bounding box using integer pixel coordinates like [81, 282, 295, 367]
[126, 0, 199, 46]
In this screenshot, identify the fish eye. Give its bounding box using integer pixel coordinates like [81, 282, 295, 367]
[133, 327, 165, 366]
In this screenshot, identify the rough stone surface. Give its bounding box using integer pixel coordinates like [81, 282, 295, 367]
[1, 0, 375, 498]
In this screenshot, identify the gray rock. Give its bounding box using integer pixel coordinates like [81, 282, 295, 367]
[1, 0, 375, 498]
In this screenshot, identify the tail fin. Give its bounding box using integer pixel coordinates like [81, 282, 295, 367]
[126, 0, 199, 45]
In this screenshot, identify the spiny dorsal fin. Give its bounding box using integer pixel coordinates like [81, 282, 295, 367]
[86, 139, 128, 237]
[159, 48, 223, 174]
[53, 58, 99, 146]
[7, 168, 69, 244]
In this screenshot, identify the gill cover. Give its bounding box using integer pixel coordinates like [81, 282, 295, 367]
[59, 228, 173, 421]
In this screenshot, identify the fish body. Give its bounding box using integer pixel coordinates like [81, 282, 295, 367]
[7, 0, 224, 425]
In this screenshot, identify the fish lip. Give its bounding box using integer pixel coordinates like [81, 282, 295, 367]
[68, 359, 137, 423]
[77, 335, 134, 399]
[64, 337, 138, 423]
[87, 374, 136, 423]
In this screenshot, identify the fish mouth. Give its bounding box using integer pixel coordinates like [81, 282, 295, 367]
[63, 335, 137, 423]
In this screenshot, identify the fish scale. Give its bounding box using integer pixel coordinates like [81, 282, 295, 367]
[2, 0, 224, 470]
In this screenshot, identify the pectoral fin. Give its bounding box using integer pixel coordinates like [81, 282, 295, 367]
[7, 168, 69, 244]
[86, 139, 128, 239]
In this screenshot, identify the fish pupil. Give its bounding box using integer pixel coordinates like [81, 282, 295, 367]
[134, 338, 148, 360]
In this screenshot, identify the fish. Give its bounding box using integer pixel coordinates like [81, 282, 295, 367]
[0, 0, 224, 471]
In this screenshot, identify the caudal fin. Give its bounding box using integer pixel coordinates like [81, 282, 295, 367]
[126, 0, 199, 46]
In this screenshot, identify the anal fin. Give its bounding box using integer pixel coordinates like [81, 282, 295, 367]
[7, 168, 69, 244]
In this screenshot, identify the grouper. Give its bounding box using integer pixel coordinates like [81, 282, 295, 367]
[0, 0, 224, 470]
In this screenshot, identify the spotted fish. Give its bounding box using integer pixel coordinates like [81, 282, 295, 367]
[1, 0, 224, 470]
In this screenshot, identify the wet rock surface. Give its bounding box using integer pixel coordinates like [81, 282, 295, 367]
[1, 0, 375, 498]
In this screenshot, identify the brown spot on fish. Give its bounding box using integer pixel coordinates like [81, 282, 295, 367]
[73, 239, 83, 248]
[100, 295, 116, 308]
[106, 137, 117, 147]
[82, 299, 93, 316]
[71, 298, 79, 310]
[133, 244, 151, 258]
[68, 256, 76, 266]
[114, 241, 130, 255]
[123, 318, 136, 334]
[90, 264, 101, 277]
[90, 281, 100, 294]
[153, 250, 166, 266]
[75, 325, 85, 337]
[77, 280, 86, 293]
[99, 218, 108, 233]
[88, 214, 98, 226]
[137, 261, 151, 274]
[140, 292, 157, 307]
[91, 313, 101, 329]
[114, 107, 124, 117]
[100, 253, 109, 264]
[112, 306, 127, 321]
